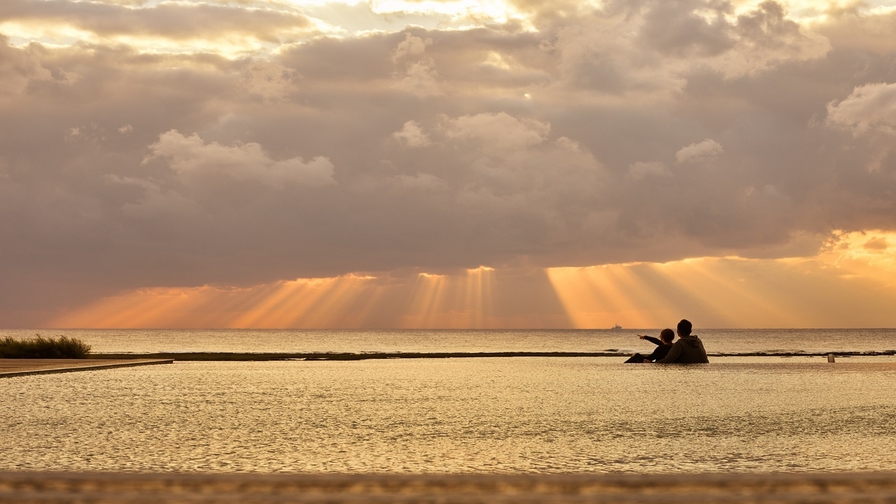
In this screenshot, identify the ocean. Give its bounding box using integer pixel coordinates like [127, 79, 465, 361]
[2, 329, 896, 474]
[5, 327, 896, 355]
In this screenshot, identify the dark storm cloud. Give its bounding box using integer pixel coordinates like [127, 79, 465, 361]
[3, 1, 896, 324]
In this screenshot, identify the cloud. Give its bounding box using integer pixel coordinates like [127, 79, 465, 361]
[107, 175, 205, 221]
[391, 33, 431, 64]
[0, 0, 313, 50]
[393, 120, 431, 147]
[146, 130, 336, 189]
[864, 236, 888, 251]
[441, 112, 550, 151]
[5, 2, 896, 326]
[675, 139, 724, 164]
[627, 161, 671, 180]
[0, 35, 78, 96]
[391, 33, 442, 96]
[637, 0, 736, 58]
[815, 5, 896, 55]
[826, 82, 896, 135]
[395, 172, 446, 191]
[242, 61, 298, 102]
[549, 0, 830, 98]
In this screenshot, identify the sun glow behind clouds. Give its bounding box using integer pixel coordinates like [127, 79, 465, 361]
[0, 0, 851, 59]
[730, 0, 883, 19]
[547, 230, 896, 329]
[0, 21, 96, 49]
[368, 0, 520, 23]
[0, 0, 532, 56]
[0, 20, 307, 59]
[50, 231, 896, 329]
[53, 267, 510, 329]
[546, 260, 804, 329]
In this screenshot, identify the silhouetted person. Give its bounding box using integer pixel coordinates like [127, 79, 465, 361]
[656, 319, 708, 364]
[624, 328, 675, 363]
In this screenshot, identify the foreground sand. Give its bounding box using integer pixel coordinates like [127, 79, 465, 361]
[3, 471, 896, 503]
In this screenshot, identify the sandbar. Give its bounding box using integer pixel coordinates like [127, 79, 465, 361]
[0, 358, 173, 378]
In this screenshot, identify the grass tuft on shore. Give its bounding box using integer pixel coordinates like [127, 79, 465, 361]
[0, 335, 91, 359]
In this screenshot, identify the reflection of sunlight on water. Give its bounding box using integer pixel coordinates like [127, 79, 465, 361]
[3, 359, 896, 473]
[6, 327, 896, 354]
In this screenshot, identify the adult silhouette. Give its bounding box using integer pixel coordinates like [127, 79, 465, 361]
[656, 319, 708, 364]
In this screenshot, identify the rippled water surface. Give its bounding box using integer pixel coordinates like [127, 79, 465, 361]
[4, 328, 896, 354]
[4, 358, 896, 473]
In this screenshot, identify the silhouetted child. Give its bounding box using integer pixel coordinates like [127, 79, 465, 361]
[624, 328, 675, 363]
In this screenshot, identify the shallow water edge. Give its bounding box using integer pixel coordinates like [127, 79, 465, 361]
[91, 350, 896, 361]
[5, 358, 896, 474]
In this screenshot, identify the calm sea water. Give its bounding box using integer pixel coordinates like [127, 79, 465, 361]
[2, 329, 896, 474]
[5, 328, 896, 354]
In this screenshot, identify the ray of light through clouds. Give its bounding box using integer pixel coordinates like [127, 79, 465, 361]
[4, 0, 896, 328]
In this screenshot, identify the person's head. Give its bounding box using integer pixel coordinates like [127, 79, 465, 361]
[677, 319, 692, 337]
[660, 328, 675, 344]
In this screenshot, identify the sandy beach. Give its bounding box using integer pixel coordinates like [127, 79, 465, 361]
[4, 470, 896, 503]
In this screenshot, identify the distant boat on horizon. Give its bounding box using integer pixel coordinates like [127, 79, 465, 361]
[611, 324, 622, 330]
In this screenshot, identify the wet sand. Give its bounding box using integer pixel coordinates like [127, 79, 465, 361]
[3, 470, 896, 503]
[0, 358, 173, 378]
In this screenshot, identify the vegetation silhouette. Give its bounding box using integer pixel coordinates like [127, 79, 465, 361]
[0, 335, 91, 358]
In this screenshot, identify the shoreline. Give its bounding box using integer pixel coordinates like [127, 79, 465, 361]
[90, 350, 896, 361]
[0, 358, 173, 378]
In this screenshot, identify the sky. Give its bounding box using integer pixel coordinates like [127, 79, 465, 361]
[2, 0, 896, 329]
